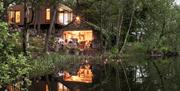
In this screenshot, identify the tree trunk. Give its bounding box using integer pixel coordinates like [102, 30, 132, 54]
[33, 7, 38, 32]
[119, 9, 135, 54]
[26, 29, 30, 48]
[37, 6, 41, 34]
[116, 14, 124, 50]
[22, 0, 28, 56]
[1, 0, 8, 21]
[44, 7, 57, 53]
[152, 61, 165, 91]
[155, 18, 166, 48]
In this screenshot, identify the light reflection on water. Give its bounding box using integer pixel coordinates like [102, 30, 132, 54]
[28, 56, 180, 91]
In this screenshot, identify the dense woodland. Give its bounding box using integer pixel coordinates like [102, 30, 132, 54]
[0, 0, 180, 91]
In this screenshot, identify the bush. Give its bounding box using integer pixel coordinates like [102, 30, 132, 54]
[29, 53, 105, 77]
[0, 22, 31, 88]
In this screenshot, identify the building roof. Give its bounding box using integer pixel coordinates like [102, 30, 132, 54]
[62, 21, 93, 31]
[57, 3, 72, 12]
[8, 3, 72, 11]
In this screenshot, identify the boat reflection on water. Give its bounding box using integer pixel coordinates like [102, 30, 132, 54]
[63, 64, 93, 83]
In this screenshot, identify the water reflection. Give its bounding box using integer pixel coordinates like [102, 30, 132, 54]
[57, 82, 70, 91]
[28, 80, 71, 91]
[28, 57, 180, 91]
[134, 65, 148, 83]
[91, 56, 180, 91]
[64, 64, 93, 83]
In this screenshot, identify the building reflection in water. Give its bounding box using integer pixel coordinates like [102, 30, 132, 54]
[64, 64, 93, 83]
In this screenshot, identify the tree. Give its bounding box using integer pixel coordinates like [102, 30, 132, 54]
[135, 0, 177, 51]
[44, 0, 59, 53]
[62, 0, 137, 52]
[0, 3, 31, 89]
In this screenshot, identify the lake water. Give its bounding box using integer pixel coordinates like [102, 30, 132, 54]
[28, 56, 180, 91]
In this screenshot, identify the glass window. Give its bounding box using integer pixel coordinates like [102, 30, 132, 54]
[8, 11, 15, 23]
[71, 13, 73, 21]
[68, 12, 72, 22]
[64, 12, 68, 25]
[8, 11, 21, 23]
[59, 12, 64, 24]
[63, 30, 93, 42]
[15, 11, 21, 23]
[46, 8, 51, 20]
[58, 11, 73, 25]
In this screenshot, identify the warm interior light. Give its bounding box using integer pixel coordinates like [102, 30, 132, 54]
[75, 16, 81, 24]
[59, 13, 64, 24]
[58, 12, 72, 25]
[76, 16, 80, 21]
[63, 30, 93, 42]
[64, 13, 68, 25]
[59, 8, 63, 11]
[57, 82, 70, 91]
[75, 16, 81, 23]
[64, 64, 93, 83]
[63, 30, 93, 49]
[8, 11, 21, 23]
[8, 11, 15, 23]
[45, 84, 49, 91]
[46, 8, 51, 20]
[15, 11, 20, 23]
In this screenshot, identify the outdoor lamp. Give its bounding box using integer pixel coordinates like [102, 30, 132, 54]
[75, 16, 81, 24]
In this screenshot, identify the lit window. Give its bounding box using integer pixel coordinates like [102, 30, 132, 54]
[68, 13, 73, 22]
[15, 11, 21, 23]
[64, 12, 68, 25]
[8, 11, 21, 23]
[58, 12, 73, 25]
[59, 12, 64, 24]
[63, 30, 93, 42]
[71, 13, 73, 21]
[46, 8, 51, 20]
[8, 11, 15, 23]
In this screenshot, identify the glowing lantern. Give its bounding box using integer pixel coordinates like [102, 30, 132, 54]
[75, 16, 81, 24]
[76, 16, 80, 21]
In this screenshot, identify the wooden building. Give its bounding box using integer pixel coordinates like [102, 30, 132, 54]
[8, 3, 73, 29]
[61, 21, 101, 49]
[7, 3, 102, 52]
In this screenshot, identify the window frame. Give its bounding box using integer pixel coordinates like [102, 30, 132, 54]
[15, 11, 21, 23]
[8, 10, 21, 24]
[58, 10, 73, 25]
[58, 11, 65, 24]
[45, 8, 51, 22]
[8, 11, 15, 23]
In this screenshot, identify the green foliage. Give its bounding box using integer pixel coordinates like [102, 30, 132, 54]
[135, 0, 178, 50]
[0, 22, 31, 88]
[64, 0, 180, 53]
[30, 53, 102, 77]
[0, 2, 4, 13]
[110, 47, 119, 55]
[1, 0, 180, 90]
